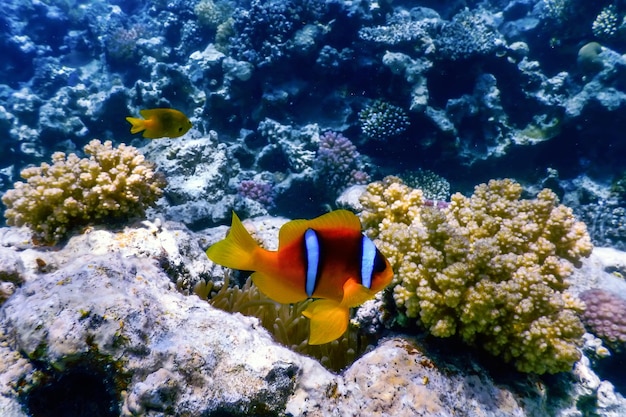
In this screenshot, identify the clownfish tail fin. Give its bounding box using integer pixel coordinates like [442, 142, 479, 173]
[125, 116, 146, 134]
[303, 300, 350, 345]
[206, 212, 260, 271]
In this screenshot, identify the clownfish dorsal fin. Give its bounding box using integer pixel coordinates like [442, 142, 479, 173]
[278, 210, 362, 249]
[277, 218, 311, 248]
[305, 209, 362, 232]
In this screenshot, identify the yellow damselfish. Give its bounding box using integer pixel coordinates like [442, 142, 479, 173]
[206, 210, 394, 345]
[125, 108, 192, 139]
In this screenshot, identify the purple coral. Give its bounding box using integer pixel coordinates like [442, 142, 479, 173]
[314, 131, 369, 192]
[580, 289, 626, 351]
[237, 179, 276, 208]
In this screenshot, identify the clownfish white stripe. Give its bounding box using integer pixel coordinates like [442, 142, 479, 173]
[304, 229, 320, 297]
[360, 235, 376, 289]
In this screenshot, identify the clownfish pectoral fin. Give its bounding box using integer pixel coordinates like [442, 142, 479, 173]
[302, 299, 349, 345]
[250, 271, 307, 304]
[206, 212, 260, 272]
[126, 116, 146, 134]
[342, 277, 376, 308]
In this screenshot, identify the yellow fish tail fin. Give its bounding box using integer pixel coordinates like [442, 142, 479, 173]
[206, 212, 260, 271]
[303, 299, 350, 345]
[126, 116, 146, 134]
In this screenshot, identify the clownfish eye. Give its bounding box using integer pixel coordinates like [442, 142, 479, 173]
[178, 126, 183, 132]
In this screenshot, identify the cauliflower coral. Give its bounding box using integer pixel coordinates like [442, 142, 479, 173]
[2, 139, 166, 244]
[359, 176, 592, 374]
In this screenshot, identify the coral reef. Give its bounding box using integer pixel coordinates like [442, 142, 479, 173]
[580, 289, 626, 352]
[237, 178, 276, 209]
[140, 135, 237, 228]
[358, 100, 410, 142]
[2, 139, 165, 244]
[313, 131, 369, 194]
[195, 273, 371, 372]
[4, 0, 626, 412]
[5, 0, 626, 226]
[434, 8, 504, 61]
[399, 169, 451, 202]
[359, 176, 593, 374]
[1, 205, 626, 416]
[104, 23, 147, 63]
[227, 0, 326, 67]
[592, 5, 620, 41]
[194, 0, 232, 30]
[358, 9, 439, 47]
[0, 247, 23, 306]
[611, 170, 626, 204]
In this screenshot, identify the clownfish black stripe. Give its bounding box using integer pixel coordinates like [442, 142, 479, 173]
[304, 228, 320, 297]
[360, 235, 376, 289]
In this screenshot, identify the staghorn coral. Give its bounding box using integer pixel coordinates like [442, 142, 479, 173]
[359, 176, 592, 374]
[580, 288, 626, 352]
[2, 139, 166, 244]
[195, 272, 372, 372]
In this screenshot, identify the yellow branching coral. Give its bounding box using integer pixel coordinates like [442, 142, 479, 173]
[2, 139, 166, 244]
[359, 177, 592, 374]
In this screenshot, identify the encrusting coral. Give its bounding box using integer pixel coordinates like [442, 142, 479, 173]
[580, 288, 626, 352]
[2, 139, 166, 244]
[359, 176, 593, 374]
[195, 272, 372, 372]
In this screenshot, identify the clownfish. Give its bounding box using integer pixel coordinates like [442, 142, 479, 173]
[206, 210, 393, 345]
[125, 108, 192, 139]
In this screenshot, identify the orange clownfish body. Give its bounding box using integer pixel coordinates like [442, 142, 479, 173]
[206, 210, 393, 345]
[125, 108, 192, 139]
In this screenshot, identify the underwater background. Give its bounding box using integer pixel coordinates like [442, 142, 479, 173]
[3, 0, 626, 237]
[2, 0, 626, 416]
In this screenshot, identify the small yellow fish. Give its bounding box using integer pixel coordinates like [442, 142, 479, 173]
[125, 108, 192, 139]
[206, 210, 394, 345]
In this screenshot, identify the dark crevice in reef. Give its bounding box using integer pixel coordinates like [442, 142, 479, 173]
[21, 362, 123, 417]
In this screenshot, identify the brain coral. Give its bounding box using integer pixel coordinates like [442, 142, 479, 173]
[2, 139, 165, 244]
[359, 176, 593, 374]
